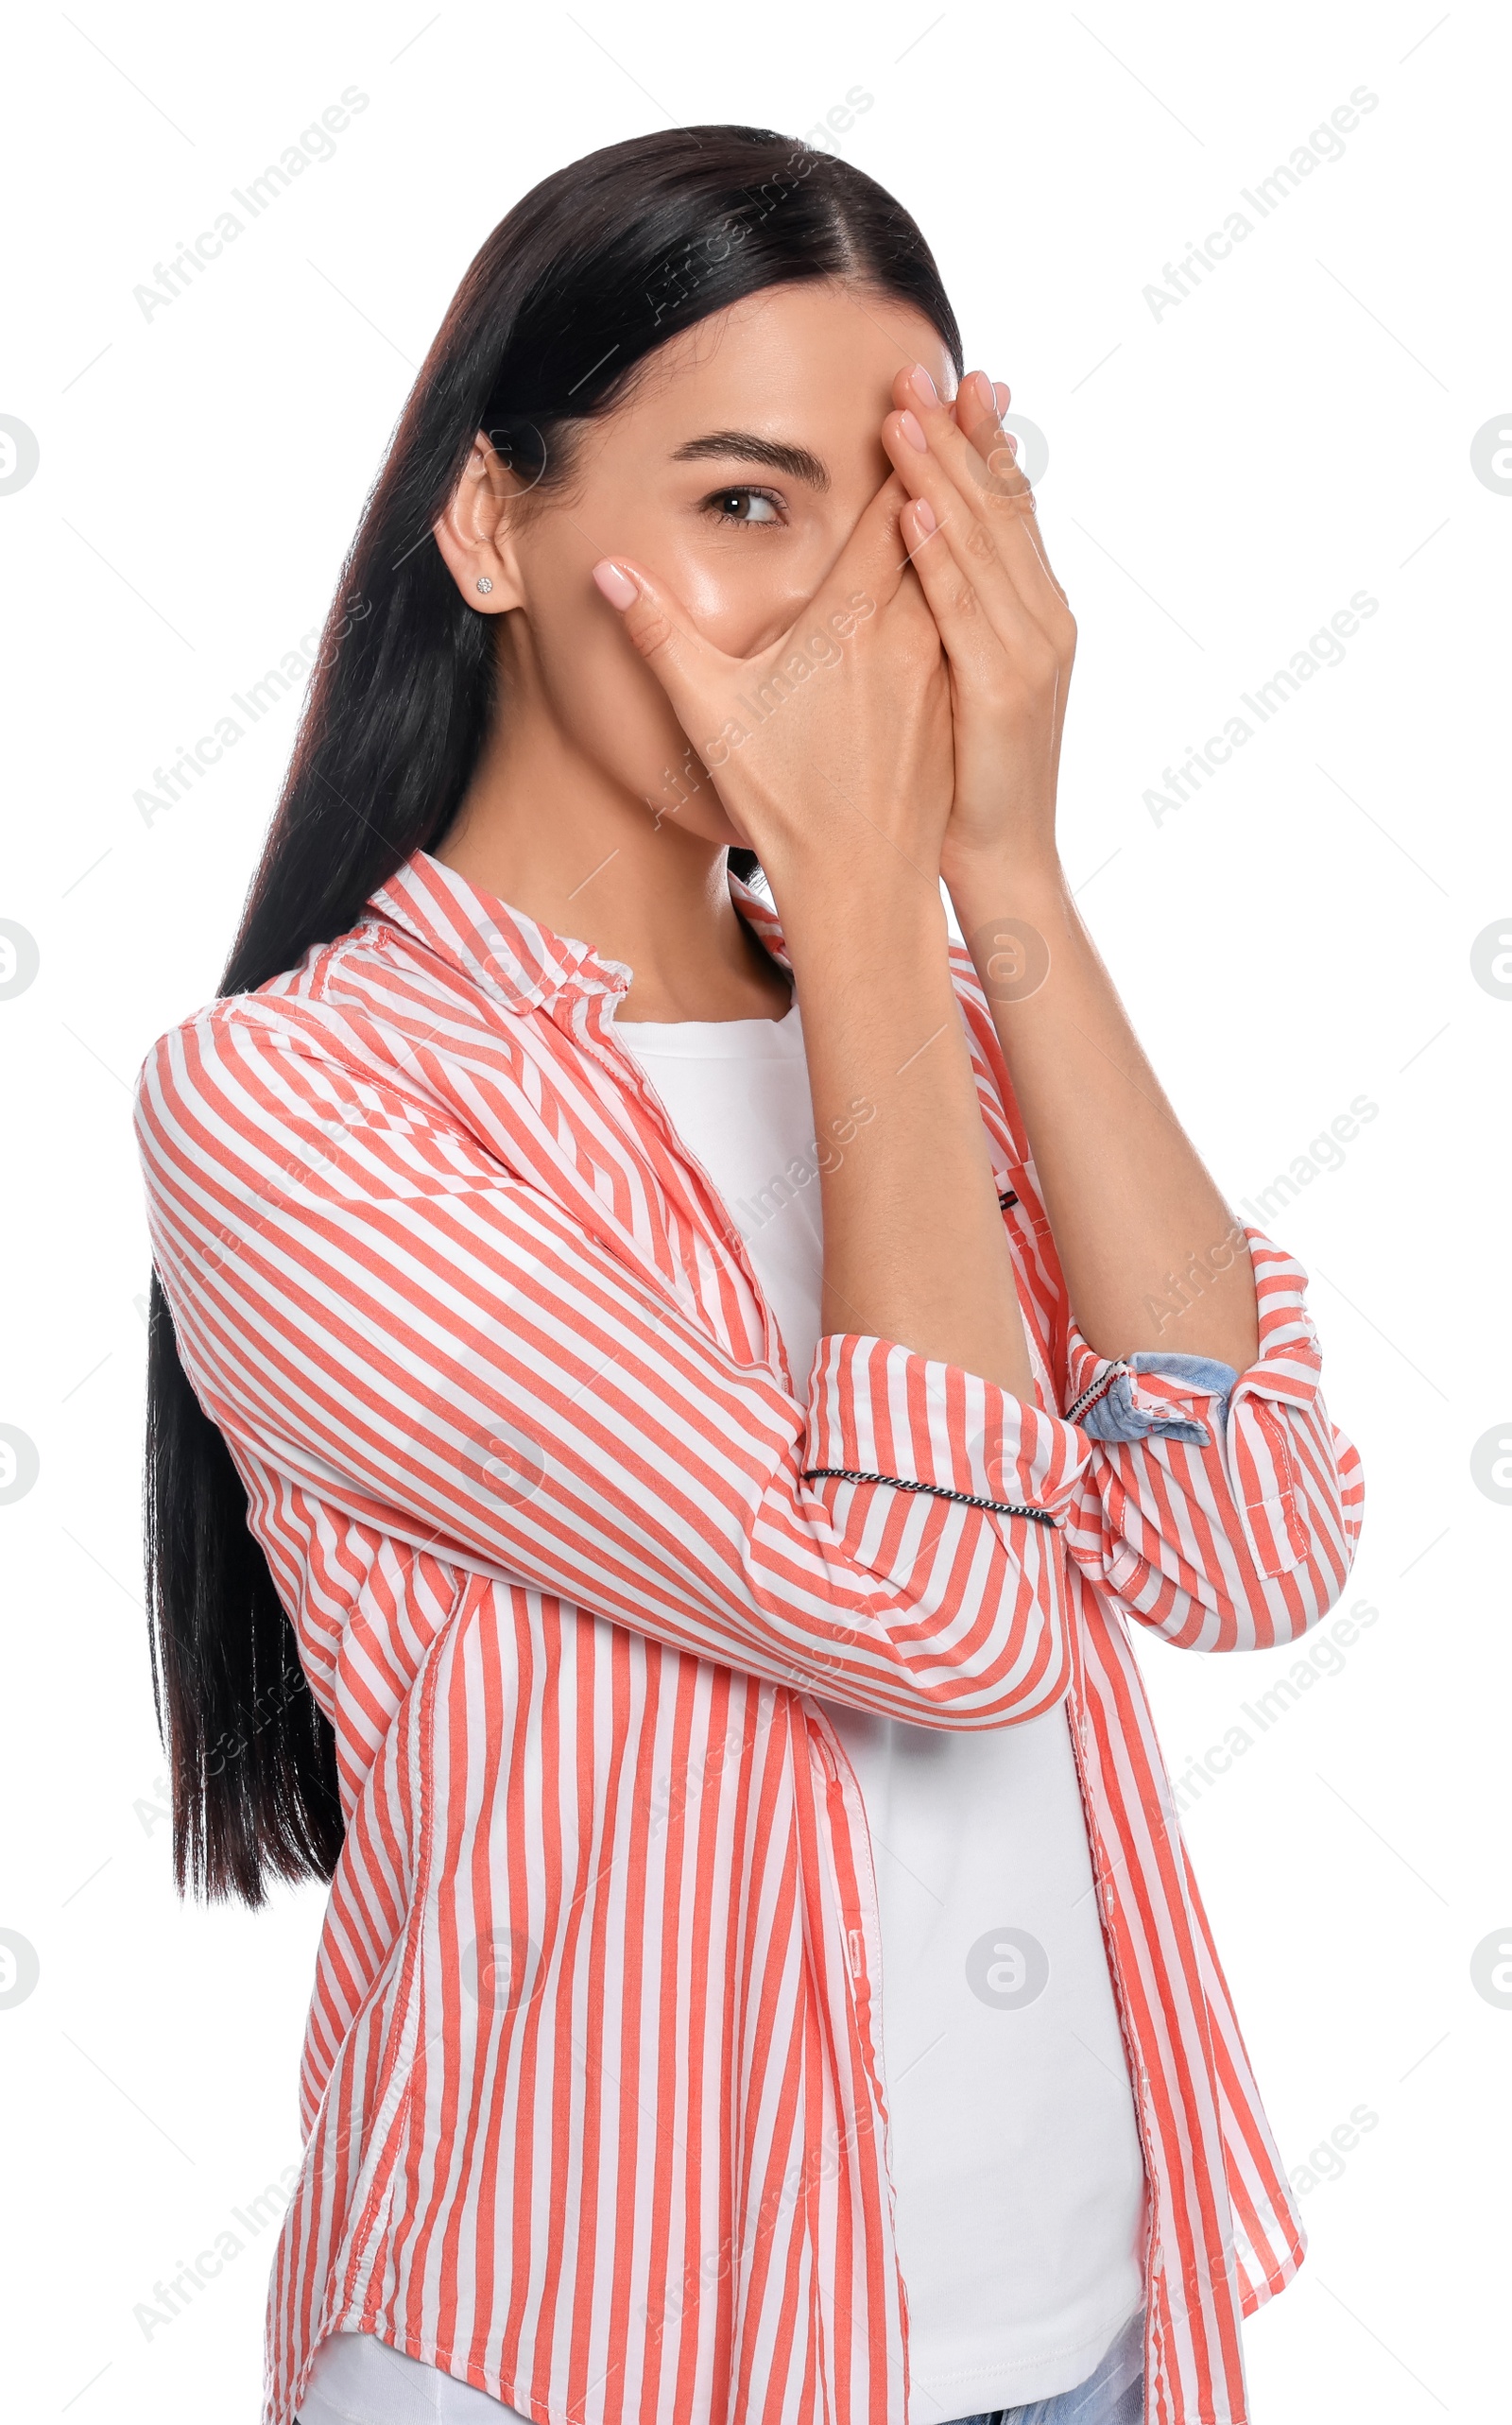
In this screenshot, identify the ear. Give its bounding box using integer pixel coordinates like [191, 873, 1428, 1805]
[433, 431, 530, 613]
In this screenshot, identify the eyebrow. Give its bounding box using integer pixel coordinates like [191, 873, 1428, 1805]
[669, 430, 831, 490]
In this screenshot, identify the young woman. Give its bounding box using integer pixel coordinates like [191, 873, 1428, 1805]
[134, 127, 1363, 2425]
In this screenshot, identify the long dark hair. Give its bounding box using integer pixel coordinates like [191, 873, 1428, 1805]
[146, 123, 964, 1905]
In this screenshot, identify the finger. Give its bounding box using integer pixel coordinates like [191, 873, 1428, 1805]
[892, 363, 1070, 620]
[806, 465, 916, 628]
[899, 491, 1050, 710]
[905, 363, 1017, 486]
[591, 557, 738, 745]
[948, 375, 1010, 428]
[896, 363, 1061, 596]
[954, 377, 1062, 600]
[905, 487, 1068, 796]
[959, 387, 1070, 612]
[881, 401, 1048, 662]
[944, 386, 1076, 754]
[954, 370, 1009, 468]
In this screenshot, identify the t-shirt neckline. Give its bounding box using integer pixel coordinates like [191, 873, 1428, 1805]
[612, 1001, 803, 1057]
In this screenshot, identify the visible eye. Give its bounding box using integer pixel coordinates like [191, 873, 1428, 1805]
[701, 485, 786, 527]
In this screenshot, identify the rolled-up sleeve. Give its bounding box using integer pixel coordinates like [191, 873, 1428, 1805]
[1076, 1351, 1239, 1448]
[135, 1003, 1090, 1730]
[1060, 1229, 1364, 1651]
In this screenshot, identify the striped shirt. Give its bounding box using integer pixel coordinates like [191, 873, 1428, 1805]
[132, 848, 1365, 2425]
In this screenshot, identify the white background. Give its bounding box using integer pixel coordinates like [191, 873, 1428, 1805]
[2, 3, 1507, 2418]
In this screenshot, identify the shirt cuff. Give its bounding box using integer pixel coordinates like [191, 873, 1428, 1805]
[1074, 1351, 1239, 1447]
[804, 1334, 1088, 1523]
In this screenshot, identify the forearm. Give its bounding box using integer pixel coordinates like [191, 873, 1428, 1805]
[774, 858, 1035, 1399]
[948, 851, 1259, 1369]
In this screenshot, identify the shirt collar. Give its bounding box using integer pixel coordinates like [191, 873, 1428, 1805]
[367, 848, 791, 1013]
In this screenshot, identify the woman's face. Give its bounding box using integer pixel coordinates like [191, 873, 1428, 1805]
[455, 279, 954, 844]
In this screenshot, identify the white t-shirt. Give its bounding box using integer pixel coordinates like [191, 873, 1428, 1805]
[303, 998, 1145, 2425]
[301, 2331, 529, 2422]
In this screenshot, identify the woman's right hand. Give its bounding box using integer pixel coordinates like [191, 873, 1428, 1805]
[591, 471, 954, 903]
[593, 468, 1035, 1402]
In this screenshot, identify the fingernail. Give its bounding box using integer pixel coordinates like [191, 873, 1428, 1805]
[1001, 432, 1019, 456]
[970, 370, 996, 413]
[593, 560, 639, 610]
[899, 409, 929, 454]
[909, 362, 938, 405]
[992, 381, 1011, 417]
[914, 497, 937, 537]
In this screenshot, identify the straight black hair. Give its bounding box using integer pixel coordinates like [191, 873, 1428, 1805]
[145, 123, 965, 1903]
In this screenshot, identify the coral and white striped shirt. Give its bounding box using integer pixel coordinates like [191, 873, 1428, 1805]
[133, 849, 1364, 2425]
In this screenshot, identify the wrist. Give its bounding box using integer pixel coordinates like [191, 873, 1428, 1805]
[765, 846, 949, 961]
[943, 846, 1069, 932]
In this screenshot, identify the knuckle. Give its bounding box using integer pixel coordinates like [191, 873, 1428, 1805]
[982, 452, 1029, 503]
[629, 608, 676, 659]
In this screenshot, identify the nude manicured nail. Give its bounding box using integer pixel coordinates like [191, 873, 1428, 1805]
[909, 362, 938, 404]
[993, 380, 1011, 417]
[899, 409, 929, 454]
[913, 498, 938, 537]
[593, 560, 639, 609]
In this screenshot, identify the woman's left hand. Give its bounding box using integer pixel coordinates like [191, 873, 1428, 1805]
[880, 365, 1076, 894]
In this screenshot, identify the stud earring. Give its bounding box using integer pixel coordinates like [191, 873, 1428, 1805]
[475, 576, 493, 594]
